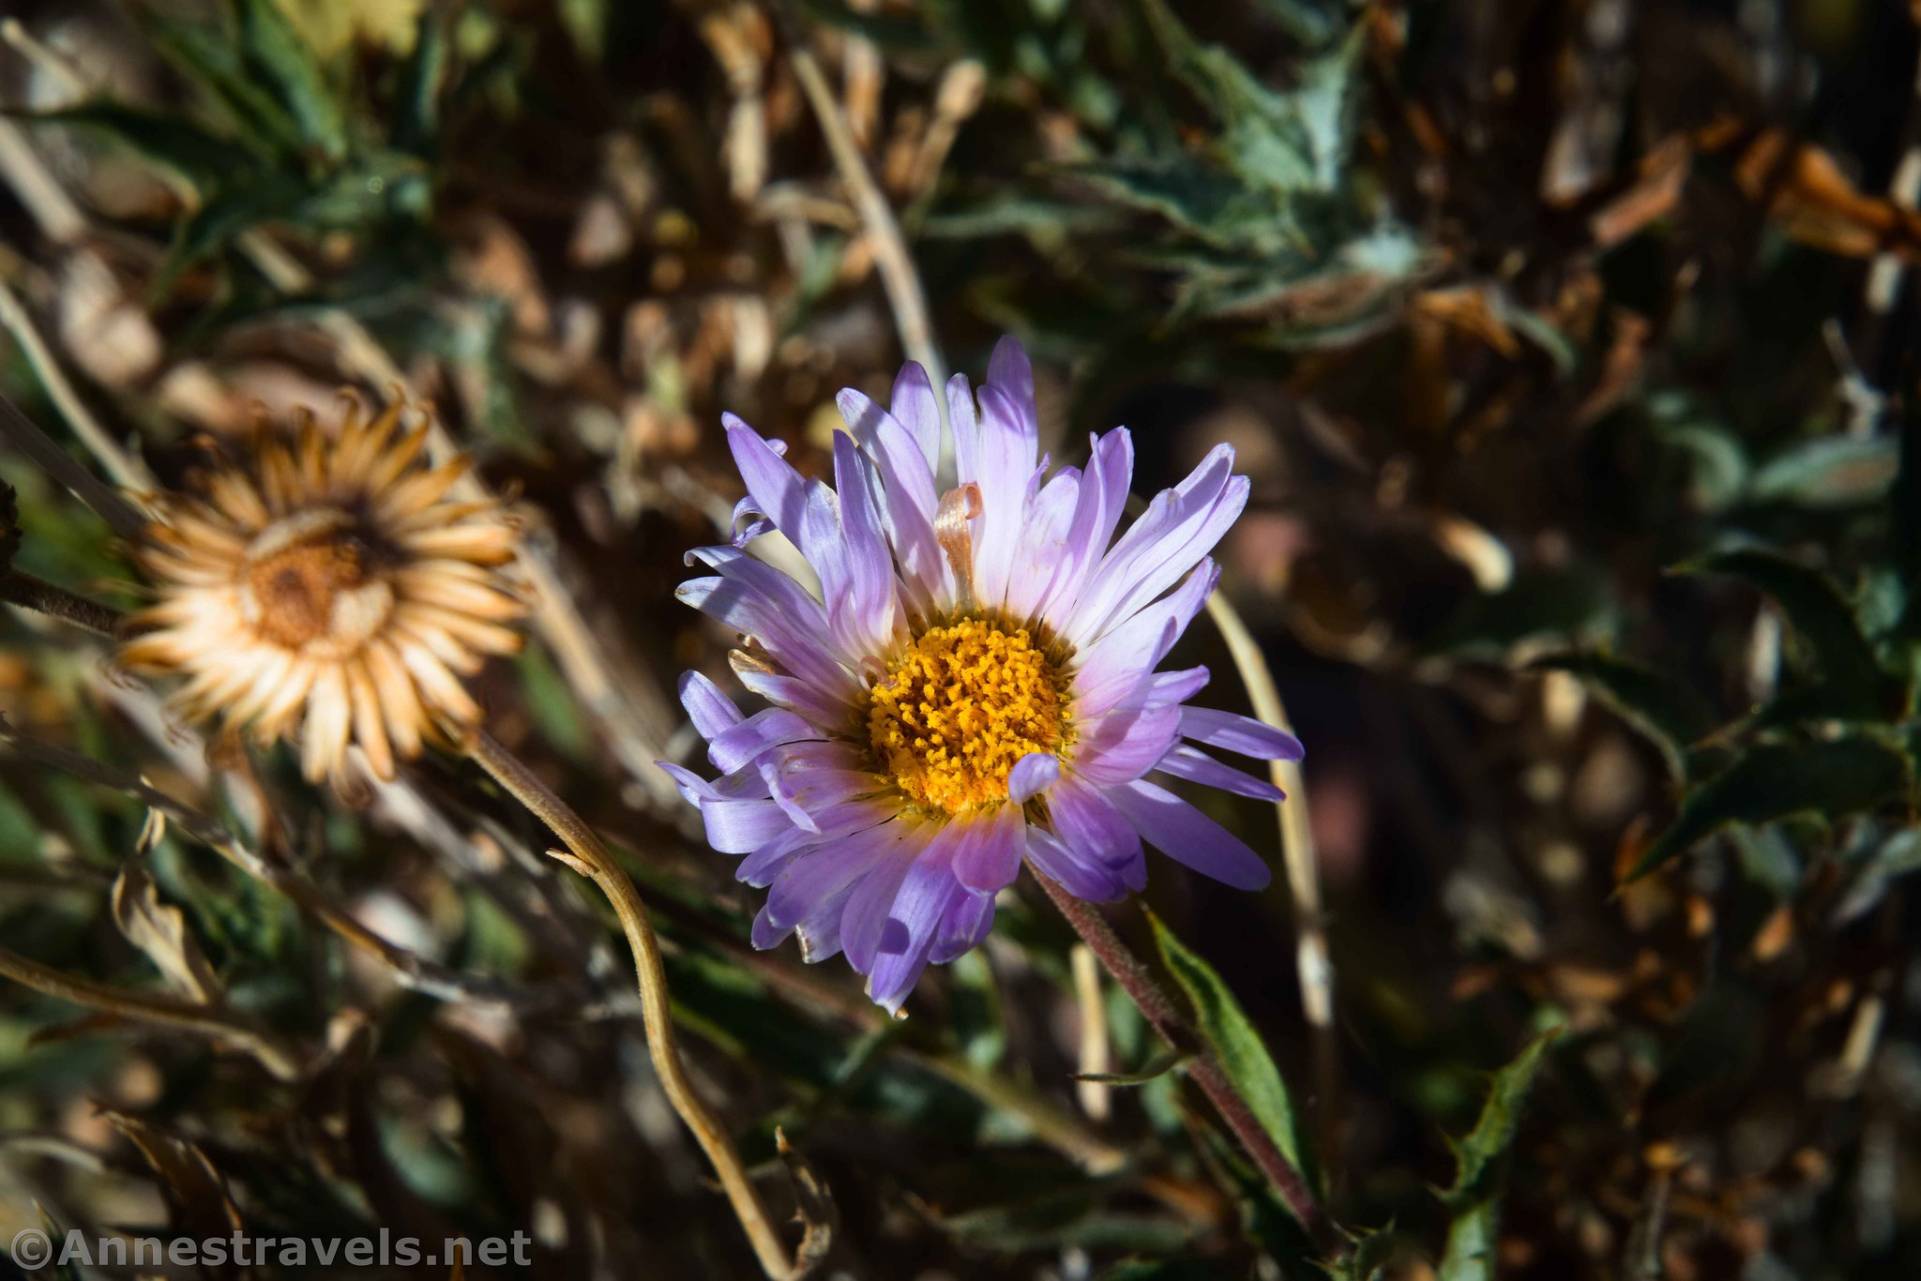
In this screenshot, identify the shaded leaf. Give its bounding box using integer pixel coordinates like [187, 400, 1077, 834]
[1532, 653, 1717, 779]
[142, 8, 306, 158]
[1677, 549, 1886, 701]
[9, 102, 259, 191]
[1750, 435, 1898, 509]
[236, 0, 349, 163]
[1320, 1223, 1398, 1281]
[1142, 0, 1361, 196]
[1437, 1027, 1560, 1281]
[1627, 736, 1911, 880]
[1147, 909, 1314, 1193]
[1076, 1048, 1190, 1086]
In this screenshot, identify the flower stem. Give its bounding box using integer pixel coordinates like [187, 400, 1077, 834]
[0, 569, 122, 637]
[1032, 872, 1335, 1250]
[464, 730, 807, 1281]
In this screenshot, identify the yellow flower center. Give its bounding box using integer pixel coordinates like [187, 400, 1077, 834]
[865, 618, 1071, 816]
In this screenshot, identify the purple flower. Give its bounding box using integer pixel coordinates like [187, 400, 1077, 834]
[666, 339, 1304, 1013]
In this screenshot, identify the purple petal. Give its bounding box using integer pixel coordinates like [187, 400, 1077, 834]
[848, 390, 953, 610]
[1025, 828, 1131, 902]
[843, 825, 932, 975]
[947, 373, 980, 487]
[680, 547, 862, 701]
[738, 826, 822, 886]
[730, 666, 856, 730]
[1035, 431, 1132, 627]
[890, 361, 943, 471]
[724, 415, 809, 541]
[1179, 707, 1306, 761]
[697, 796, 795, 855]
[831, 432, 902, 656]
[930, 887, 997, 964]
[1072, 559, 1221, 718]
[751, 903, 787, 950]
[708, 707, 820, 774]
[1153, 743, 1285, 801]
[1068, 445, 1244, 647]
[1074, 703, 1182, 787]
[1137, 665, 1211, 708]
[658, 760, 721, 806]
[970, 382, 1041, 610]
[865, 824, 972, 1010]
[986, 337, 1035, 424]
[952, 806, 1026, 894]
[678, 671, 743, 742]
[1008, 752, 1061, 804]
[1046, 775, 1144, 870]
[765, 821, 903, 930]
[1110, 778, 1272, 891]
[1004, 470, 1080, 620]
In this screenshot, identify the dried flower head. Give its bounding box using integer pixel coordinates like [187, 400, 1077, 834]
[122, 399, 525, 782]
[666, 338, 1303, 1012]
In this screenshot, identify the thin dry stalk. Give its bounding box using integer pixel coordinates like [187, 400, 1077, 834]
[0, 941, 303, 1081]
[785, 39, 946, 389]
[1204, 592, 1340, 1164]
[0, 280, 154, 495]
[464, 730, 808, 1281]
[0, 390, 147, 540]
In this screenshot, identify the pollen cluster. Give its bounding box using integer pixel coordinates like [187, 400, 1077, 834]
[865, 618, 1070, 815]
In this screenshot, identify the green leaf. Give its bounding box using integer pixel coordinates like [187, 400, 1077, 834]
[235, 0, 348, 163]
[1075, 1048, 1190, 1086]
[1146, 909, 1315, 1197]
[1319, 1223, 1397, 1281]
[1626, 736, 1912, 880]
[1894, 402, 1921, 640]
[142, 9, 305, 158]
[1067, 158, 1298, 253]
[395, 7, 450, 155]
[1532, 653, 1718, 779]
[1141, 0, 1360, 196]
[1437, 1027, 1560, 1281]
[9, 102, 259, 191]
[1750, 435, 1898, 509]
[1678, 548, 1891, 708]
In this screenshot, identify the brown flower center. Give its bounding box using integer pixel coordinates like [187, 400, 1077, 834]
[240, 508, 396, 655]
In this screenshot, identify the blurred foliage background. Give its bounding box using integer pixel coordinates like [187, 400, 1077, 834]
[2, 0, 1920, 1277]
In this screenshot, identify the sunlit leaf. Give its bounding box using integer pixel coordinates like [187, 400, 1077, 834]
[1147, 909, 1315, 1197]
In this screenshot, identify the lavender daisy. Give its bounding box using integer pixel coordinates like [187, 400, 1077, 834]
[665, 339, 1303, 1012]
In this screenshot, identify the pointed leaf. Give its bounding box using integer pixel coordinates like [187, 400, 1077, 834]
[1532, 653, 1717, 780]
[9, 102, 260, 191]
[1147, 908, 1315, 1194]
[1750, 435, 1898, 509]
[1437, 1027, 1560, 1281]
[1626, 737, 1911, 881]
[236, 0, 348, 162]
[1678, 549, 1886, 699]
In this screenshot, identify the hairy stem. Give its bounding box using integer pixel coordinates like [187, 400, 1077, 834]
[0, 569, 122, 637]
[1032, 872, 1334, 1248]
[465, 730, 807, 1281]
